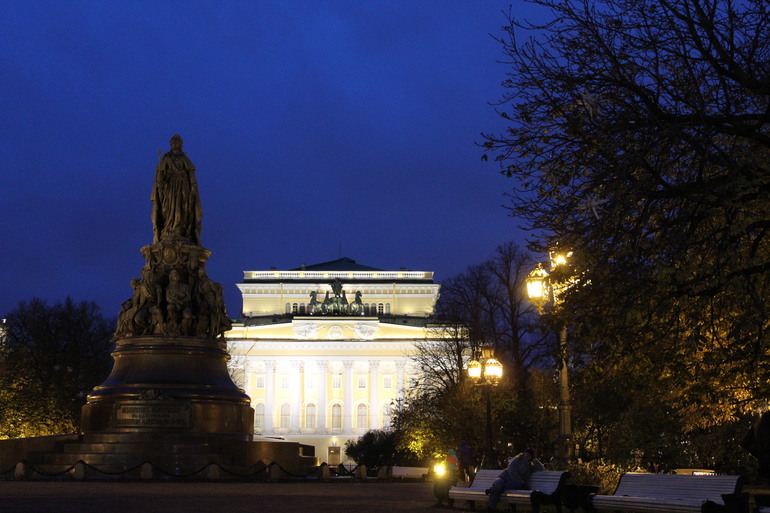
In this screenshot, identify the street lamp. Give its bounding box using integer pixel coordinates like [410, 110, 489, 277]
[525, 253, 574, 465]
[467, 344, 503, 468]
[388, 396, 409, 428]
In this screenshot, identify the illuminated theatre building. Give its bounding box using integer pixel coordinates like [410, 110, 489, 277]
[224, 258, 443, 465]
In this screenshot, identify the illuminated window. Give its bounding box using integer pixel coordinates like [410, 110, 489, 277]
[255, 376, 265, 389]
[378, 303, 384, 315]
[332, 375, 341, 389]
[280, 404, 290, 428]
[358, 376, 367, 389]
[254, 403, 265, 433]
[305, 404, 316, 429]
[383, 376, 392, 389]
[331, 404, 342, 429]
[356, 404, 368, 428]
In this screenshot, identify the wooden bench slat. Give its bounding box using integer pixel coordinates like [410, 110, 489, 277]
[448, 469, 569, 511]
[590, 472, 744, 513]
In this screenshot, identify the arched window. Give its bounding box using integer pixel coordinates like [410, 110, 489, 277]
[254, 403, 265, 433]
[292, 303, 298, 314]
[385, 303, 391, 314]
[285, 303, 291, 314]
[305, 403, 316, 429]
[299, 303, 306, 314]
[280, 403, 290, 429]
[331, 404, 342, 429]
[357, 404, 368, 428]
[377, 303, 384, 315]
[364, 303, 370, 316]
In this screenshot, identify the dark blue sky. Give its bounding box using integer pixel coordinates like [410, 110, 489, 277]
[1, 1, 545, 319]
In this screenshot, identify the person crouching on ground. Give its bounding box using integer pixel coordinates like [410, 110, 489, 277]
[485, 448, 544, 512]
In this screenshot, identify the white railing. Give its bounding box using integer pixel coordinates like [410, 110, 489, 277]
[244, 270, 432, 280]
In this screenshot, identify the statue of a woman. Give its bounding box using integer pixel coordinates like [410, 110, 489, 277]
[152, 134, 203, 245]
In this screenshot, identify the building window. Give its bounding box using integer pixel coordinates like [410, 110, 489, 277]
[357, 376, 367, 389]
[285, 303, 291, 314]
[385, 303, 391, 314]
[383, 376, 392, 389]
[281, 376, 290, 389]
[378, 303, 384, 315]
[255, 403, 265, 433]
[300, 303, 306, 314]
[255, 376, 265, 389]
[280, 403, 290, 429]
[332, 375, 342, 389]
[331, 404, 342, 429]
[306, 375, 316, 389]
[364, 303, 370, 316]
[292, 303, 298, 314]
[356, 404, 368, 428]
[305, 404, 316, 429]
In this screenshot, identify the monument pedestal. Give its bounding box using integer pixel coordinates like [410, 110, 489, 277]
[81, 335, 253, 437]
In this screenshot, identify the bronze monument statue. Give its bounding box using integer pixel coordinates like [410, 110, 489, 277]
[0, 136, 306, 479]
[113, 135, 230, 340]
[151, 134, 202, 245]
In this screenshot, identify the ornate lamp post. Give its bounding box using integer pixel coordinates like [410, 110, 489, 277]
[526, 254, 574, 465]
[467, 345, 503, 468]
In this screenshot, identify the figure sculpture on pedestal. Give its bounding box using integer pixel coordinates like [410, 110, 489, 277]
[114, 134, 230, 340]
[81, 134, 256, 446]
[152, 134, 202, 245]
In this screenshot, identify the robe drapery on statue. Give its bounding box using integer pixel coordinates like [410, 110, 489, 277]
[152, 134, 203, 245]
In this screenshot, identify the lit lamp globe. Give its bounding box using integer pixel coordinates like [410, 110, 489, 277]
[526, 264, 550, 314]
[468, 359, 482, 382]
[484, 357, 503, 384]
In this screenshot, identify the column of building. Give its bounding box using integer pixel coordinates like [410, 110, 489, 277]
[369, 359, 379, 429]
[265, 360, 276, 433]
[343, 360, 354, 433]
[291, 360, 302, 432]
[396, 360, 406, 401]
[316, 360, 328, 433]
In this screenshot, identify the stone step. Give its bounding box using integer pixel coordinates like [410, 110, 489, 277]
[63, 442, 216, 455]
[43, 451, 241, 467]
[81, 432, 249, 445]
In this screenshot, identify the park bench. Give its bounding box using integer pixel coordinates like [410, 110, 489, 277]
[447, 469, 569, 512]
[589, 473, 747, 513]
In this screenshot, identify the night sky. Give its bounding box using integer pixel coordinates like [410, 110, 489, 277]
[1, 1, 545, 320]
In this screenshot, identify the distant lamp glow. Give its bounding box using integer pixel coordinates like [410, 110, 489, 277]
[434, 463, 446, 476]
[550, 251, 573, 268]
[467, 344, 502, 469]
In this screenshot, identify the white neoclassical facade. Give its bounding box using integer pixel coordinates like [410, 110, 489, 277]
[225, 257, 443, 465]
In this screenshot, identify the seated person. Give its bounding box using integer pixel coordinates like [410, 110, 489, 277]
[486, 448, 544, 512]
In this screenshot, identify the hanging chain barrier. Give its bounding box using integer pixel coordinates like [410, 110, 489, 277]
[0, 459, 342, 481]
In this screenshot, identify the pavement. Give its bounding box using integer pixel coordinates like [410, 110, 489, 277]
[0, 481, 443, 513]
